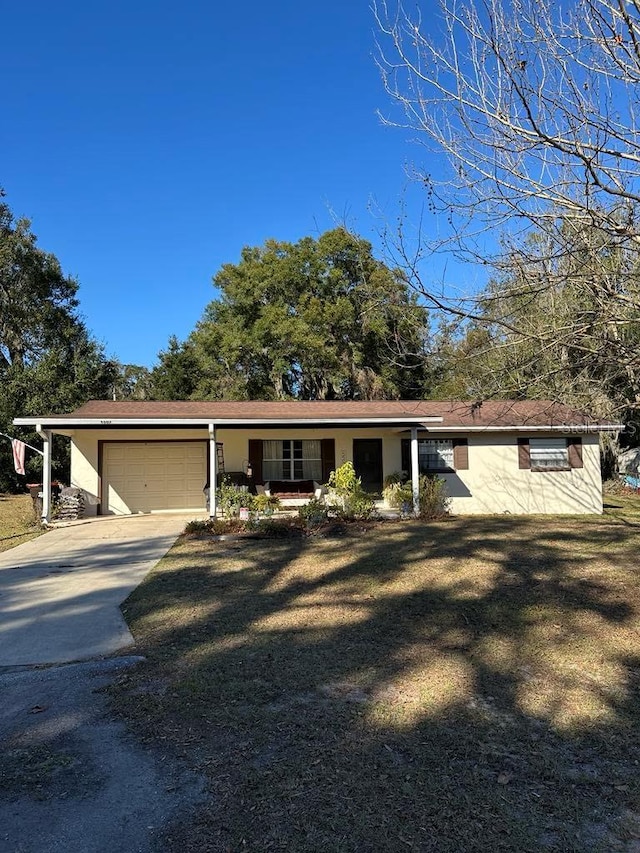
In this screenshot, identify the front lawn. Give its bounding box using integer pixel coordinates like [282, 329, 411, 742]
[0, 493, 42, 553]
[113, 498, 640, 852]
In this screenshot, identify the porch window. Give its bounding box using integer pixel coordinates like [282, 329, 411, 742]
[418, 439, 454, 472]
[262, 439, 323, 481]
[401, 437, 468, 473]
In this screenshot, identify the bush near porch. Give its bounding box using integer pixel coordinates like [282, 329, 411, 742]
[383, 471, 450, 518]
[213, 462, 379, 524]
[112, 495, 640, 852]
[213, 461, 454, 527]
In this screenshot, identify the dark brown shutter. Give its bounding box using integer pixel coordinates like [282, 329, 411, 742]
[248, 439, 264, 484]
[452, 438, 468, 470]
[401, 439, 411, 475]
[567, 437, 583, 468]
[517, 438, 531, 469]
[321, 438, 335, 483]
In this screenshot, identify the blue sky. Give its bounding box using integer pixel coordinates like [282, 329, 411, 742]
[3, 0, 458, 368]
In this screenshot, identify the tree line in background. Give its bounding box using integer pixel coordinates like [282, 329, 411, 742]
[3, 0, 640, 488]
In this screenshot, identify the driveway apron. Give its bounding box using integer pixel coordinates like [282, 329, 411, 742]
[0, 515, 187, 666]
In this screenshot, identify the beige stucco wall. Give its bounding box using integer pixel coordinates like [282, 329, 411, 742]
[66, 427, 603, 516]
[439, 432, 602, 515]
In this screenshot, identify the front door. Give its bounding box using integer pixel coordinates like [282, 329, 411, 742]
[353, 439, 383, 494]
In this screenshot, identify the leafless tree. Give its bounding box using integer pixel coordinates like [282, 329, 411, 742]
[374, 0, 640, 415]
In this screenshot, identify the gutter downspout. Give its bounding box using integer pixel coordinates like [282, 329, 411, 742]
[208, 424, 217, 519]
[410, 426, 420, 516]
[36, 424, 52, 524]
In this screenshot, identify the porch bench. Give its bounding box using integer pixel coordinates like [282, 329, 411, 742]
[265, 479, 315, 499]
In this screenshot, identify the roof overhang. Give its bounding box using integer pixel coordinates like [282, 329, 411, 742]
[13, 414, 623, 434]
[421, 423, 624, 433]
[14, 415, 445, 430]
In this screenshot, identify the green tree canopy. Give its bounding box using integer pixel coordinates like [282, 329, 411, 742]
[151, 228, 432, 401]
[0, 195, 117, 490]
[149, 336, 200, 401]
[110, 362, 152, 401]
[0, 200, 78, 370]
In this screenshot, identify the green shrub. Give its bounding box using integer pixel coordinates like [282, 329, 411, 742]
[327, 461, 359, 494]
[183, 517, 244, 535]
[383, 470, 406, 488]
[383, 479, 414, 512]
[253, 518, 297, 537]
[383, 473, 450, 519]
[337, 492, 377, 521]
[216, 477, 255, 518]
[254, 493, 281, 515]
[183, 519, 212, 535]
[417, 474, 450, 519]
[298, 497, 329, 527]
[326, 461, 376, 521]
[183, 515, 297, 537]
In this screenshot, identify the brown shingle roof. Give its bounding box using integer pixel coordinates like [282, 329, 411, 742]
[41, 399, 614, 428]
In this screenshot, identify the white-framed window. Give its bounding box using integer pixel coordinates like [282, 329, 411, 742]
[529, 437, 569, 470]
[402, 437, 467, 473]
[262, 439, 322, 481]
[418, 439, 454, 472]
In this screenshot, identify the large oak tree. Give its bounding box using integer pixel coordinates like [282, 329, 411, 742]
[151, 228, 432, 401]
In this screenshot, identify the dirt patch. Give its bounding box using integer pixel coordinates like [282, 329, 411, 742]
[0, 742, 76, 800]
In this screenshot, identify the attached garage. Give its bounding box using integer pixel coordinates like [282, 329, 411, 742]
[101, 441, 207, 515]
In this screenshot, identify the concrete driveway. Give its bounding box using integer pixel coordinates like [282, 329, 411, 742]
[0, 515, 187, 667]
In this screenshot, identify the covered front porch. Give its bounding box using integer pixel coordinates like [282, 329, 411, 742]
[28, 419, 441, 523]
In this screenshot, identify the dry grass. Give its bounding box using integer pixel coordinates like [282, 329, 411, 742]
[112, 496, 640, 852]
[0, 493, 42, 553]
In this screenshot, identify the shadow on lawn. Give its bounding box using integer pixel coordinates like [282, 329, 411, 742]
[115, 516, 640, 853]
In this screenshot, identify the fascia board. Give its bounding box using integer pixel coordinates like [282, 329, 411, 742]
[13, 417, 622, 432]
[423, 424, 624, 433]
[13, 415, 445, 428]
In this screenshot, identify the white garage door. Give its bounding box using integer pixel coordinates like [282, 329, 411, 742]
[103, 441, 207, 515]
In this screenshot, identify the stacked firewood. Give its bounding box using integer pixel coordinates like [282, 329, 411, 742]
[55, 487, 86, 521]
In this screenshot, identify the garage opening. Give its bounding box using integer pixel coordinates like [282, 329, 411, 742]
[101, 441, 207, 515]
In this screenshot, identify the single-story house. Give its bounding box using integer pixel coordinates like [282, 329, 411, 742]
[14, 399, 622, 521]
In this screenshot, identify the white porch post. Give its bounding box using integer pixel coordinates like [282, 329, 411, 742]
[208, 423, 217, 518]
[37, 425, 52, 524]
[410, 426, 420, 516]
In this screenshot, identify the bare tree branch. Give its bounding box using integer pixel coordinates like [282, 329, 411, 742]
[374, 0, 640, 416]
